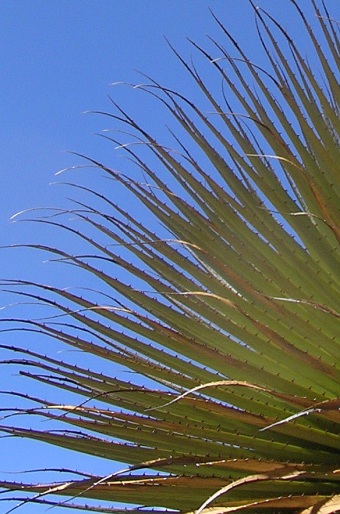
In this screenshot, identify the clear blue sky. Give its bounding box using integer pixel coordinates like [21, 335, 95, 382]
[1, 2, 338, 513]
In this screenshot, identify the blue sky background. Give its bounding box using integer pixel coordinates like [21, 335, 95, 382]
[1, 2, 339, 513]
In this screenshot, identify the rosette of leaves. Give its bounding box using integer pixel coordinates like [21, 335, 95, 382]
[1, 1, 339, 513]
